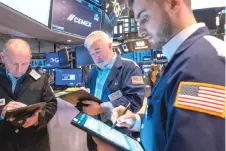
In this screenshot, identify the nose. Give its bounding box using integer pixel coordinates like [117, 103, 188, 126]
[138, 25, 147, 38]
[17, 65, 23, 73]
[93, 53, 100, 60]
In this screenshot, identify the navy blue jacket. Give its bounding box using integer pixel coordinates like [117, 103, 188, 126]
[141, 27, 225, 151]
[85, 56, 145, 113]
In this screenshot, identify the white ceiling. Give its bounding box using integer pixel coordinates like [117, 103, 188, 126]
[0, 3, 85, 45]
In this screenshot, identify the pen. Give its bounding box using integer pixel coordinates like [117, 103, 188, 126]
[111, 103, 131, 130]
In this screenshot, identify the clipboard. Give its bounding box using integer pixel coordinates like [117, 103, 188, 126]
[5, 102, 46, 120]
[71, 112, 144, 151]
[56, 89, 102, 107]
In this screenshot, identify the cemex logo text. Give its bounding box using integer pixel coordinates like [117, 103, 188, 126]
[67, 14, 92, 28]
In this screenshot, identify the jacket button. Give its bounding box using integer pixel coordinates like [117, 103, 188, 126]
[15, 129, 19, 133]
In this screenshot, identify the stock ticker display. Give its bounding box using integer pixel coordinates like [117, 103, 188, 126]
[51, 0, 103, 38]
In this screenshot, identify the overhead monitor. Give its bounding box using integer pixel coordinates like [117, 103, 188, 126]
[104, 0, 125, 25]
[101, 12, 114, 37]
[51, 0, 103, 38]
[55, 68, 83, 86]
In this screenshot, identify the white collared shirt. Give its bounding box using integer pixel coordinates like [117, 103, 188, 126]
[162, 23, 206, 61]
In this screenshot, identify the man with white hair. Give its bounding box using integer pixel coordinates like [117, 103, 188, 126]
[83, 31, 145, 151]
[0, 39, 57, 151]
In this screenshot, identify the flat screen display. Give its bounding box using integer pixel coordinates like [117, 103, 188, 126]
[51, 0, 102, 38]
[101, 12, 114, 37]
[46, 52, 60, 68]
[75, 45, 94, 66]
[58, 49, 70, 67]
[55, 68, 83, 86]
[122, 52, 134, 60]
[71, 113, 144, 151]
[134, 50, 151, 62]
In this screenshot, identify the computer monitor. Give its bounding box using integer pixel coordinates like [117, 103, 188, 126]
[58, 49, 70, 67]
[45, 52, 60, 68]
[55, 68, 83, 86]
[75, 45, 94, 66]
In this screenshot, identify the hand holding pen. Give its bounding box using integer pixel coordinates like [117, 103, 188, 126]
[111, 103, 138, 129]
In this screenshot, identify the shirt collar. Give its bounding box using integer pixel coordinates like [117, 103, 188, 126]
[6, 71, 19, 82]
[162, 23, 206, 61]
[6, 70, 24, 82]
[105, 53, 117, 69]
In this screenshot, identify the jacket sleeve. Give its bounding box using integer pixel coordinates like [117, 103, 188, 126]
[36, 75, 57, 130]
[165, 54, 225, 151]
[111, 63, 145, 113]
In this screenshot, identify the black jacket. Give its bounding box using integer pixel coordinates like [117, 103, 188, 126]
[0, 67, 57, 151]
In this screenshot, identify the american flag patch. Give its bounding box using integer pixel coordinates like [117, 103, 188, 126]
[174, 82, 226, 118]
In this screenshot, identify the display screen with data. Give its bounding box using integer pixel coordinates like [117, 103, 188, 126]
[71, 113, 144, 151]
[55, 69, 82, 86]
[51, 0, 102, 38]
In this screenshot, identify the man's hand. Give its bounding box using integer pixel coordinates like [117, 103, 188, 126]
[111, 105, 137, 128]
[82, 101, 104, 116]
[23, 109, 40, 128]
[93, 137, 117, 151]
[1, 101, 27, 117]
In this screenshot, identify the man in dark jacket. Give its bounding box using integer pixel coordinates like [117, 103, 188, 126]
[0, 39, 57, 151]
[83, 31, 145, 151]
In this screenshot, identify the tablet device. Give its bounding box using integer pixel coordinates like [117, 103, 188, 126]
[56, 89, 102, 109]
[5, 102, 46, 119]
[71, 112, 144, 151]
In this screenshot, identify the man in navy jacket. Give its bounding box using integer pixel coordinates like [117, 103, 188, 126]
[83, 31, 145, 151]
[93, 0, 226, 151]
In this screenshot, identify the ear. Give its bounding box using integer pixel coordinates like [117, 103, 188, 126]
[108, 42, 112, 50]
[0, 52, 5, 64]
[164, 0, 181, 16]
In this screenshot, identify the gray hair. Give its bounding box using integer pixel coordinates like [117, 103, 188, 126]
[84, 31, 112, 49]
[3, 38, 31, 55]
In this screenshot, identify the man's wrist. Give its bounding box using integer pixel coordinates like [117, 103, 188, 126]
[99, 106, 104, 114]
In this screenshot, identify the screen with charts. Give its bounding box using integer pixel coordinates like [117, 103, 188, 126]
[51, 0, 103, 38]
[71, 113, 144, 151]
[55, 69, 82, 86]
